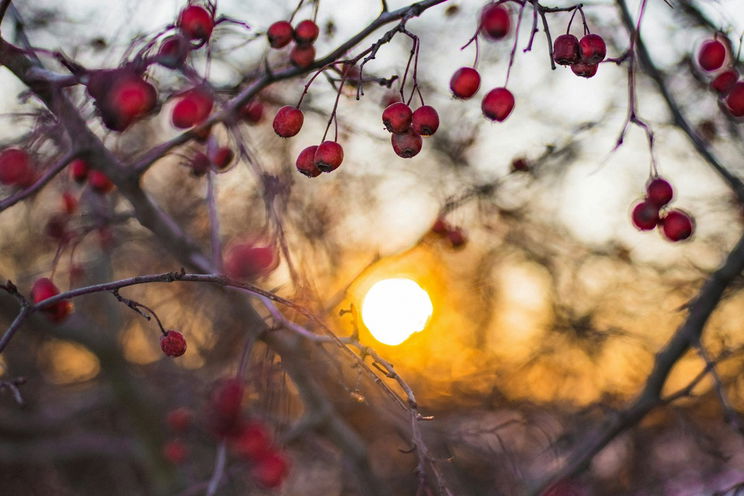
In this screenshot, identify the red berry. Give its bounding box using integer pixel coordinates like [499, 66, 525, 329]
[382, 102, 413, 134]
[579, 34, 606, 64]
[660, 209, 694, 242]
[251, 450, 289, 488]
[698, 39, 726, 72]
[314, 141, 344, 172]
[294, 20, 319, 45]
[482, 87, 515, 122]
[0, 148, 32, 186]
[157, 35, 189, 68]
[289, 43, 315, 68]
[726, 82, 744, 117]
[172, 88, 213, 129]
[646, 177, 674, 207]
[571, 63, 598, 78]
[391, 130, 423, 158]
[450, 67, 481, 99]
[240, 100, 264, 123]
[231, 422, 271, 461]
[190, 152, 210, 176]
[296, 146, 321, 177]
[711, 69, 738, 95]
[88, 170, 114, 194]
[267, 21, 294, 49]
[31, 278, 71, 323]
[45, 214, 69, 241]
[447, 227, 466, 248]
[163, 439, 189, 464]
[166, 407, 194, 432]
[62, 192, 78, 214]
[511, 157, 529, 172]
[178, 5, 214, 42]
[631, 200, 660, 231]
[107, 76, 158, 130]
[553, 34, 580, 66]
[480, 4, 510, 41]
[69, 158, 89, 183]
[224, 241, 278, 280]
[432, 217, 449, 234]
[209, 147, 234, 170]
[209, 378, 245, 437]
[411, 106, 439, 136]
[272, 106, 304, 137]
[160, 330, 187, 357]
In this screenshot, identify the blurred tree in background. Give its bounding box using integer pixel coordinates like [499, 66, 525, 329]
[0, 0, 743, 494]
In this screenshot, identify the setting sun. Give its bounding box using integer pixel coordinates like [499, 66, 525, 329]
[361, 278, 433, 346]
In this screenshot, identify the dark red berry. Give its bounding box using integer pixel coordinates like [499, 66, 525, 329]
[267, 21, 294, 49]
[480, 4, 510, 41]
[272, 106, 304, 137]
[382, 102, 413, 134]
[69, 158, 89, 183]
[711, 69, 738, 95]
[172, 88, 213, 129]
[450, 67, 481, 99]
[240, 100, 264, 123]
[698, 39, 726, 72]
[0, 148, 32, 186]
[314, 141, 344, 172]
[178, 5, 214, 42]
[391, 130, 423, 158]
[646, 177, 674, 207]
[209, 377, 245, 437]
[726, 82, 744, 117]
[166, 408, 194, 432]
[209, 147, 234, 170]
[511, 157, 529, 172]
[231, 421, 271, 461]
[553, 34, 580, 66]
[251, 450, 289, 488]
[163, 439, 189, 464]
[31, 278, 72, 323]
[88, 170, 114, 194]
[190, 152, 210, 176]
[157, 35, 189, 68]
[571, 63, 598, 78]
[631, 200, 660, 231]
[482, 87, 515, 122]
[411, 106, 439, 136]
[45, 214, 69, 241]
[579, 34, 606, 64]
[290, 43, 315, 68]
[62, 192, 78, 214]
[447, 226, 466, 248]
[160, 330, 187, 357]
[294, 20, 319, 45]
[660, 209, 694, 241]
[224, 241, 278, 280]
[432, 217, 449, 234]
[296, 146, 321, 177]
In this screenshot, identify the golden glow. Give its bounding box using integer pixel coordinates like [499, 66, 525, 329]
[361, 278, 433, 346]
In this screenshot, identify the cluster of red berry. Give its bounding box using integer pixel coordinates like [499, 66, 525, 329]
[698, 38, 744, 117]
[381, 101, 440, 158]
[553, 32, 606, 78]
[631, 177, 694, 242]
[267, 19, 320, 69]
[431, 217, 468, 248]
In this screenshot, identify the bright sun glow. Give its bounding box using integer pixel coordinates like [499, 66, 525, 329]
[361, 278, 433, 346]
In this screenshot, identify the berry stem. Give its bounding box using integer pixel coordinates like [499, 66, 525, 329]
[505, 0, 527, 87]
[112, 289, 168, 335]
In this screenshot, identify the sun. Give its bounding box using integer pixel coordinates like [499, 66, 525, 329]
[361, 278, 433, 346]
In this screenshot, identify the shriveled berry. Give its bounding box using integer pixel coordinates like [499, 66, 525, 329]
[166, 407, 194, 432]
[646, 177, 674, 207]
[660, 209, 694, 241]
[160, 330, 187, 357]
[157, 35, 189, 68]
[571, 63, 598, 78]
[482, 87, 515, 122]
[267, 21, 294, 49]
[172, 88, 213, 129]
[296, 146, 321, 177]
[725, 82, 744, 117]
[190, 152, 210, 176]
[88, 170, 114, 194]
[391, 130, 423, 158]
[209, 147, 234, 170]
[163, 439, 189, 464]
[698, 39, 726, 72]
[0, 148, 32, 186]
[553, 34, 580, 66]
[231, 421, 271, 461]
[314, 141, 344, 172]
[251, 450, 289, 488]
[240, 100, 264, 123]
[480, 4, 510, 41]
[294, 20, 319, 45]
[290, 43, 315, 68]
[411, 106, 439, 136]
[382, 102, 413, 134]
[450, 67, 480, 99]
[579, 34, 606, 64]
[69, 159, 89, 183]
[711, 69, 738, 95]
[224, 241, 278, 280]
[631, 200, 660, 231]
[178, 5, 214, 42]
[31, 278, 72, 323]
[272, 106, 304, 137]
